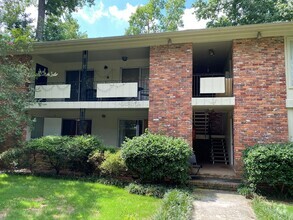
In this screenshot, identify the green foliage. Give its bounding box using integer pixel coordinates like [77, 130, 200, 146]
[0, 135, 109, 175]
[193, 0, 293, 28]
[252, 195, 293, 220]
[66, 135, 104, 174]
[126, 183, 168, 198]
[36, 0, 94, 41]
[153, 189, 193, 220]
[121, 132, 192, 184]
[100, 151, 127, 177]
[0, 36, 34, 147]
[125, 0, 185, 35]
[0, 148, 26, 169]
[34, 136, 71, 175]
[0, 174, 160, 219]
[0, 0, 33, 33]
[237, 184, 254, 199]
[243, 143, 293, 196]
[43, 13, 87, 41]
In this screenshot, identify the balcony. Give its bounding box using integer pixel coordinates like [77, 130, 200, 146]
[192, 74, 234, 109]
[193, 74, 233, 98]
[34, 80, 149, 102]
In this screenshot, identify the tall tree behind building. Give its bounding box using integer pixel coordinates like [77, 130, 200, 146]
[193, 0, 293, 28]
[126, 0, 185, 35]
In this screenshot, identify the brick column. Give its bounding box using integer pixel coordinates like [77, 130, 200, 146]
[149, 43, 193, 146]
[233, 37, 288, 173]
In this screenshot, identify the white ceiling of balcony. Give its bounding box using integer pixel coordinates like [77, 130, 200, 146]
[38, 47, 150, 63]
[193, 41, 232, 73]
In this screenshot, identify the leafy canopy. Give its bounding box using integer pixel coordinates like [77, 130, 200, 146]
[0, 26, 35, 147]
[193, 0, 293, 28]
[126, 0, 185, 35]
[43, 13, 87, 41]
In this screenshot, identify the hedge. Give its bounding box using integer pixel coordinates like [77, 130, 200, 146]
[243, 143, 293, 196]
[121, 132, 192, 184]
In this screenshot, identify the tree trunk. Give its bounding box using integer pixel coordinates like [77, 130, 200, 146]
[36, 0, 45, 41]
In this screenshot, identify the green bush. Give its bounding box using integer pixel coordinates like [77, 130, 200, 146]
[0, 135, 108, 175]
[153, 189, 193, 220]
[66, 135, 104, 174]
[0, 147, 26, 170]
[36, 136, 71, 175]
[100, 151, 127, 177]
[126, 183, 168, 198]
[121, 132, 192, 184]
[243, 143, 293, 196]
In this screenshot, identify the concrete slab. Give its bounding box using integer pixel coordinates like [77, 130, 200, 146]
[192, 189, 256, 220]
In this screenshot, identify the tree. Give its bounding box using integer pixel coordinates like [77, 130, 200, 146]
[43, 14, 87, 41]
[193, 0, 293, 28]
[36, 0, 95, 41]
[125, 0, 185, 35]
[0, 28, 35, 149]
[0, 0, 34, 33]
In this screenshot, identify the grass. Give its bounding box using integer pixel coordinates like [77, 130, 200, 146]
[252, 196, 293, 220]
[0, 174, 161, 220]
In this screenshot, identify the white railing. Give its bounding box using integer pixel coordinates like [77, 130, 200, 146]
[96, 82, 138, 98]
[35, 84, 71, 99]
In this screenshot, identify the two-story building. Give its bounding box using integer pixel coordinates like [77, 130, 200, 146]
[27, 22, 293, 174]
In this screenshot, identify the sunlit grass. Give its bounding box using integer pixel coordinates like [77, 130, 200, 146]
[252, 196, 293, 220]
[0, 174, 161, 220]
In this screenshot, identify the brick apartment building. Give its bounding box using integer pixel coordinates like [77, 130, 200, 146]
[26, 22, 293, 174]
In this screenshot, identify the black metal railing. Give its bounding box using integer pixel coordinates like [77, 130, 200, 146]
[192, 73, 233, 98]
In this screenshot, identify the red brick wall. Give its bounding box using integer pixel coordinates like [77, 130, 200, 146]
[149, 43, 193, 146]
[233, 37, 288, 173]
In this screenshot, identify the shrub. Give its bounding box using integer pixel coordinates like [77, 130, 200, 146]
[100, 151, 127, 177]
[121, 132, 192, 184]
[126, 183, 168, 198]
[153, 189, 193, 220]
[243, 143, 293, 196]
[66, 135, 105, 174]
[36, 136, 71, 175]
[0, 147, 26, 170]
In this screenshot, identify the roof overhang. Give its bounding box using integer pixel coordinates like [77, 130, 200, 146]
[32, 22, 293, 54]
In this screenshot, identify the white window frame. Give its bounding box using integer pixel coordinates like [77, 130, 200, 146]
[286, 37, 293, 89]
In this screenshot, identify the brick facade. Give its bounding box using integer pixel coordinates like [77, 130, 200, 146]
[233, 37, 288, 173]
[149, 43, 193, 146]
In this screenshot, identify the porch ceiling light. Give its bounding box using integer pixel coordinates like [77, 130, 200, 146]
[209, 49, 215, 56]
[122, 56, 128, 61]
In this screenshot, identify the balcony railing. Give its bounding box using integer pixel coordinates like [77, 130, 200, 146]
[34, 80, 149, 102]
[193, 74, 233, 97]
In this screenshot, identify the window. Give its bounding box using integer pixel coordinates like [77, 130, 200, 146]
[62, 119, 92, 136]
[119, 120, 143, 146]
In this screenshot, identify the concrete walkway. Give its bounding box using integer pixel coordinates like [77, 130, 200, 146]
[192, 189, 256, 220]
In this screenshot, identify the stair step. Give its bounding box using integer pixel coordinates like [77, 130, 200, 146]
[189, 177, 241, 191]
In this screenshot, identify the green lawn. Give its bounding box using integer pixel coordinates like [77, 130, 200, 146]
[252, 196, 293, 220]
[0, 174, 161, 220]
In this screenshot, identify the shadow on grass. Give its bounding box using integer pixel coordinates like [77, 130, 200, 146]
[0, 173, 159, 220]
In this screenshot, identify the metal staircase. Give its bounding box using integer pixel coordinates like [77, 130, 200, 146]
[193, 112, 210, 137]
[193, 111, 229, 164]
[210, 138, 229, 164]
